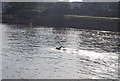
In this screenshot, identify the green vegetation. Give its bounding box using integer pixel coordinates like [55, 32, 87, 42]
[31, 9, 47, 12]
[65, 15, 120, 20]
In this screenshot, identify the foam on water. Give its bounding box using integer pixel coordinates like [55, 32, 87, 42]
[51, 47, 117, 59]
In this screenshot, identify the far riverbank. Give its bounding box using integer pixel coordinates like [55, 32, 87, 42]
[2, 15, 119, 32]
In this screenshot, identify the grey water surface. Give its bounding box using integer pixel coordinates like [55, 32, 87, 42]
[1, 24, 119, 79]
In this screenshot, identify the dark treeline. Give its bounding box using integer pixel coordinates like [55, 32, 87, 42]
[3, 2, 118, 17]
[2, 2, 119, 31]
[3, 2, 118, 19]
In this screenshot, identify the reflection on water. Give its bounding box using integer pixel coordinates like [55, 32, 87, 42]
[2, 24, 119, 79]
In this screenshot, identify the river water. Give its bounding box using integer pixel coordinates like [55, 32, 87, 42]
[1, 24, 119, 79]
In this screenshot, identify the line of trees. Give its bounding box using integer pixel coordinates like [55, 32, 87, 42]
[3, 2, 118, 20]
